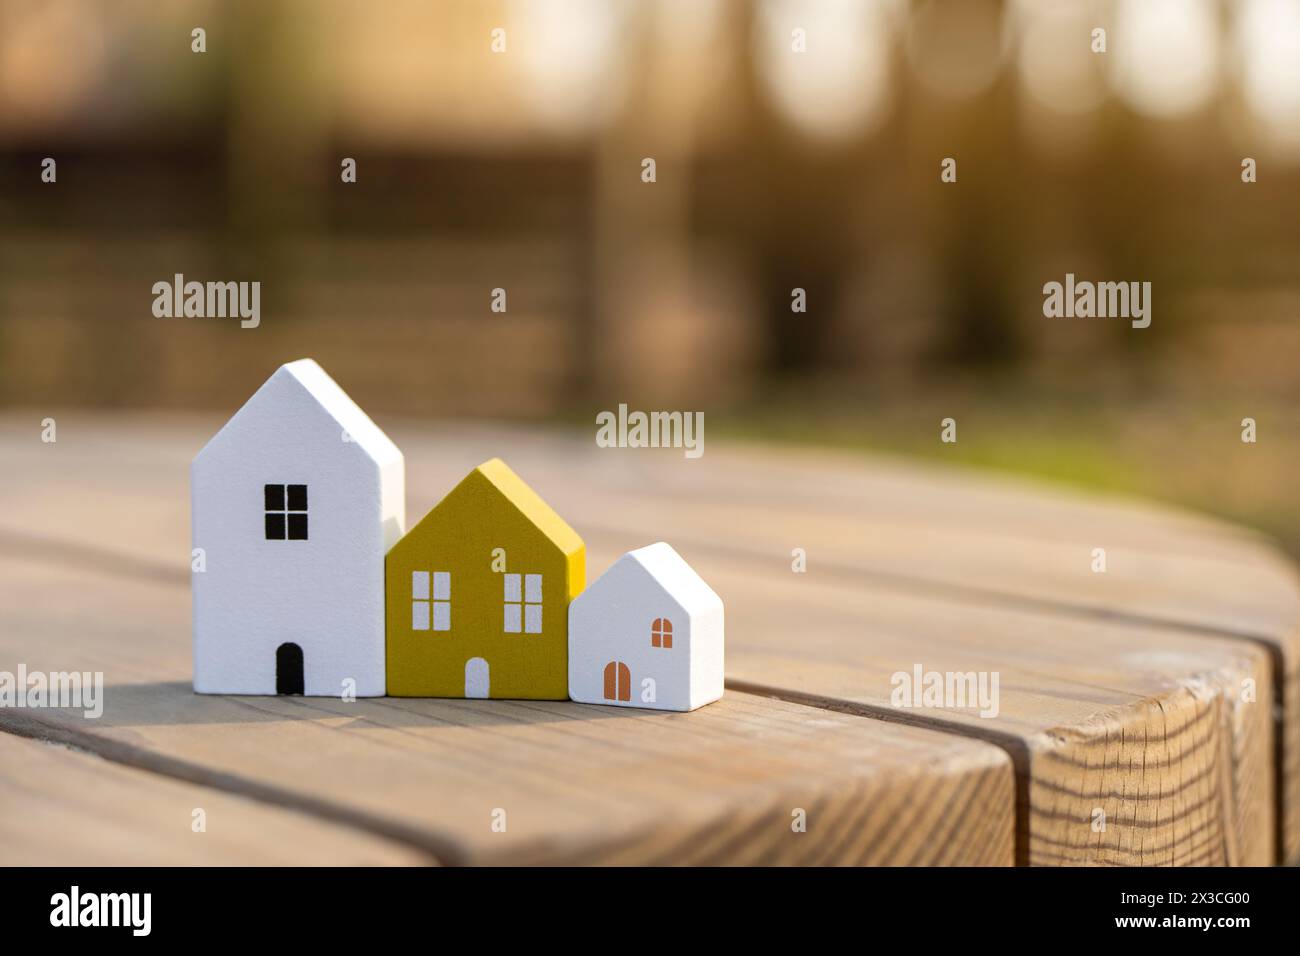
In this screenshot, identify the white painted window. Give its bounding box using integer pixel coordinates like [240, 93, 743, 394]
[503, 572, 543, 634]
[412, 570, 451, 632]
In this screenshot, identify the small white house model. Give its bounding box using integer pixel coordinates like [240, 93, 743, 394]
[192, 359, 404, 696]
[568, 542, 723, 712]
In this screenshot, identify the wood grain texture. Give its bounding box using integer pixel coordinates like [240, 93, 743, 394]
[0, 557, 1013, 866]
[0, 415, 1294, 864]
[0, 733, 428, 866]
[393, 428, 1290, 865]
[393, 425, 1300, 863]
[697, 562, 1273, 866]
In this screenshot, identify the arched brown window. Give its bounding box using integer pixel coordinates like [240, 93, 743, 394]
[603, 661, 631, 701]
[651, 617, 673, 649]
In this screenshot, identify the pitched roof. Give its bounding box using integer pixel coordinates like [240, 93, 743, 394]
[623, 542, 722, 612]
[195, 359, 402, 468]
[471, 458, 584, 556]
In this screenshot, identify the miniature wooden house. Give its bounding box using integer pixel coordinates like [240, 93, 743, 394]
[191, 359, 405, 696]
[385, 458, 584, 699]
[568, 542, 724, 712]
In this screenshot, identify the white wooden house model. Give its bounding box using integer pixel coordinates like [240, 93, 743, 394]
[191, 359, 404, 696]
[568, 542, 723, 712]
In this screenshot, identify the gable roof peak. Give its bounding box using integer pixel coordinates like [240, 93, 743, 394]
[622, 541, 722, 612]
[195, 358, 402, 468]
[468, 458, 583, 556]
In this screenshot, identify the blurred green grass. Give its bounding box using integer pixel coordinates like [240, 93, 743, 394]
[717, 380, 1300, 562]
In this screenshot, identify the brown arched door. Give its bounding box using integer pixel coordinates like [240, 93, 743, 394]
[603, 661, 631, 702]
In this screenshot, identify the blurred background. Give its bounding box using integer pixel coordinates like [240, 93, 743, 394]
[1, 0, 1298, 551]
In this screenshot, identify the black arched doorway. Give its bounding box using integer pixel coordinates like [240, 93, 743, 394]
[276, 642, 304, 695]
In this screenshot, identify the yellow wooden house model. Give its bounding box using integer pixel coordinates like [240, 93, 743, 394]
[385, 458, 585, 699]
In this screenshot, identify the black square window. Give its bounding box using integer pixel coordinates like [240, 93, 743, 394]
[265, 483, 308, 541]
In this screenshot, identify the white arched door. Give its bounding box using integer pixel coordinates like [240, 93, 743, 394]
[465, 657, 490, 698]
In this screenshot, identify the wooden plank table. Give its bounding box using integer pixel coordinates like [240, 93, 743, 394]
[1, 413, 1296, 866]
[0, 733, 428, 866]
